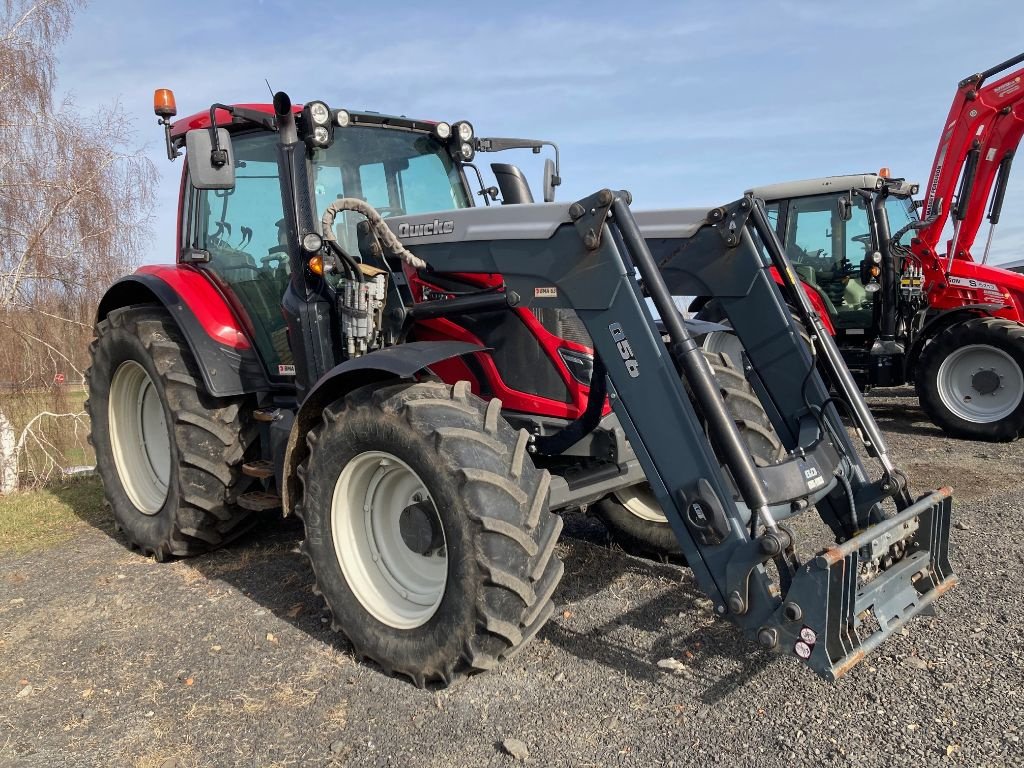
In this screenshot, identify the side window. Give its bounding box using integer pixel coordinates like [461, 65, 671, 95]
[786, 204, 833, 263]
[765, 202, 780, 232]
[191, 132, 292, 373]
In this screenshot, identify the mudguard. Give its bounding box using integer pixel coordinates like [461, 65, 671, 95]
[96, 266, 271, 397]
[280, 340, 486, 515]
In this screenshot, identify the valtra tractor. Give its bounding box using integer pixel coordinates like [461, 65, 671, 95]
[86, 87, 955, 686]
[695, 52, 1024, 442]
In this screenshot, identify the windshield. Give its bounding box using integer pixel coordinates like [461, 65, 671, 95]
[311, 127, 471, 253]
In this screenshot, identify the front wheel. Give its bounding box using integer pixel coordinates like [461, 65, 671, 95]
[916, 317, 1024, 441]
[297, 380, 563, 687]
[594, 350, 786, 559]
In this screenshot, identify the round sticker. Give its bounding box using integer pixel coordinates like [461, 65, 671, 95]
[794, 640, 812, 659]
[800, 626, 817, 645]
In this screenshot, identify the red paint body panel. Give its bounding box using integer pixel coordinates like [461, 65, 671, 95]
[768, 267, 836, 335]
[136, 264, 251, 350]
[406, 265, 606, 420]
[169, 103, 299, 140]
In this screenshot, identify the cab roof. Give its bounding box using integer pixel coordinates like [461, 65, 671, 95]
[747, 174, 919, 201]
[747, 174, 886, 201]
[169, 103, 439, 141]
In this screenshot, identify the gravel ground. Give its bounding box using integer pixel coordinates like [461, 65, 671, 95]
[1, 388, 1022, 768]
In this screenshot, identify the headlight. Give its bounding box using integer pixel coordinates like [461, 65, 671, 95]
[335, 109, 351, 128]
[434, 122, 451, 140]
[308, 101, 330, 126]
[302, 232, 323, 253]
[871, 251, 882, 264]
[313, 126, 330, 144]
[459, 141, 475, 161]
[454, 120, 474, 142]
[558, 349, 594, 385]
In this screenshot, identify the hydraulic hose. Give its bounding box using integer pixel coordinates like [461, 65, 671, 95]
[321, 198, 426, 269]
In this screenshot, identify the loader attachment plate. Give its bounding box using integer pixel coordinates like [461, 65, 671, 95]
[776, 487, 956, 679]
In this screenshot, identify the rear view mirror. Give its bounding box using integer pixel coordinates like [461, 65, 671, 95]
[543, 158, 556, 202]
[837, 194, 853, 222]
[186, 128, 235, 190]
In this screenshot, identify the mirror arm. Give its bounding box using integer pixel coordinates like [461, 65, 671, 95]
[208, 103, 235, 168]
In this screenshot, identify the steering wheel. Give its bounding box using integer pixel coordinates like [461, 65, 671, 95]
[261, 245, 288, 266]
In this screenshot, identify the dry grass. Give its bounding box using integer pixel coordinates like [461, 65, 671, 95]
[0, 475, 106, 556]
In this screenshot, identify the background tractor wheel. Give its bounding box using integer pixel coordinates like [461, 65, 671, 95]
[594, 350, 785, 560]
[297, 380, 563, 687]
[916, 317, 1024, 441]
[86, 306, 259, 560]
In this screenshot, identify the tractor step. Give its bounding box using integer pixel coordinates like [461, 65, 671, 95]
[238, 490, 281, 512]
[252, 407, 282, 422]
[242, 460, 275, 479]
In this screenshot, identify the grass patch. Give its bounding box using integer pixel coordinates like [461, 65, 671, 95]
[0, 476, 108, 556]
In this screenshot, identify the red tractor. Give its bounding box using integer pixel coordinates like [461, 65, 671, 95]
[84, 88, 955, 684]
[694, 52, 1024, 442]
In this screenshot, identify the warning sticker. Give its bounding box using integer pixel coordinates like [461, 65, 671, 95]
[794, 640, 812, 659]
[278, 364, 296, 376]
[534, 287, 558, 298]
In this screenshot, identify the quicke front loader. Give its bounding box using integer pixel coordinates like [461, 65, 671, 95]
[87, 90, 956, 686]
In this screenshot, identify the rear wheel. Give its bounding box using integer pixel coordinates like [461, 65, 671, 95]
[86, 306, 259, 560]
[297, 380, 563, 686]
[916, 317, 1024, 441]
[594, 350, 785, 559]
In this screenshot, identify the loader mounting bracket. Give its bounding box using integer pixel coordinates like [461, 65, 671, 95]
[569, 188, 628, 250]
[707, 196, 754, 247]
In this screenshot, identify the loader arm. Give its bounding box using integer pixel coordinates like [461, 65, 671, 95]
[378, 192, 956, 679]
[918, 52, 1024, 262]
[955, 99, 1024, 262]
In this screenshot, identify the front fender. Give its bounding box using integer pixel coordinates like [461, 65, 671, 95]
[97, 266, 269, 397]
[281, 341, 485, 516]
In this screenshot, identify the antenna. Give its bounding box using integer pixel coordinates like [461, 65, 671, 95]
[264, 79, 274, 99]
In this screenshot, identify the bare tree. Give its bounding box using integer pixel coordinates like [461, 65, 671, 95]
[0, 0, 156, 384]
[0, 0, 157, 485]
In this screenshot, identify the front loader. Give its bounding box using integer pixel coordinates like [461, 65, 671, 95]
[87, 88, 956, 686]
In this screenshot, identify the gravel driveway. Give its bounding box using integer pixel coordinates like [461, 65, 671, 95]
[1, 388, 1022, 767]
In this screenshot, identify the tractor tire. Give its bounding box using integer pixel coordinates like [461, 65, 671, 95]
[297, 380, 563, 687]
[86, 305, 259, 560]
[916, 316, 1024, 441]
[594, 350, 785, 560]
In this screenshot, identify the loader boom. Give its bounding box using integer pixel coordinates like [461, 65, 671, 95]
[918, 51, 1024, 266]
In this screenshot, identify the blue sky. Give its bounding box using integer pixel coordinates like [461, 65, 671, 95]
[55, 0, 1024, 266]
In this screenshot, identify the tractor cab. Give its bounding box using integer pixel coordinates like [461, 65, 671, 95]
[156, 93, 561, 395]
[749, 174, 919, 340]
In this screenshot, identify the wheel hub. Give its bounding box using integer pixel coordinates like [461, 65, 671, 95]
[971, 368, 1001, 396]
[399, 500, 444, 556]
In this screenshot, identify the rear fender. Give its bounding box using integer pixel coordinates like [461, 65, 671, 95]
[906, 303, 1002, 376]
[96, 266, 269, 397]
[281, 341, 485, 516]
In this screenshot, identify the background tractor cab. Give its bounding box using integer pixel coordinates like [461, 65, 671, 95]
[712, 169, 1024, 441]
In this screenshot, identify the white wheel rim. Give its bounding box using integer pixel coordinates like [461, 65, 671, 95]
[936, 344, 1024, 423]
[332, 451, 446, 629]
[702, 323, 745, 370]
[108, 360, 171, 514]
[613, 484, 667, 523]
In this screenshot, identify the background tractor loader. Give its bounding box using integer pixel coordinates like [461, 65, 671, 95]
[693, 52, 1024, 443]
[86, 88, 955, 686]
